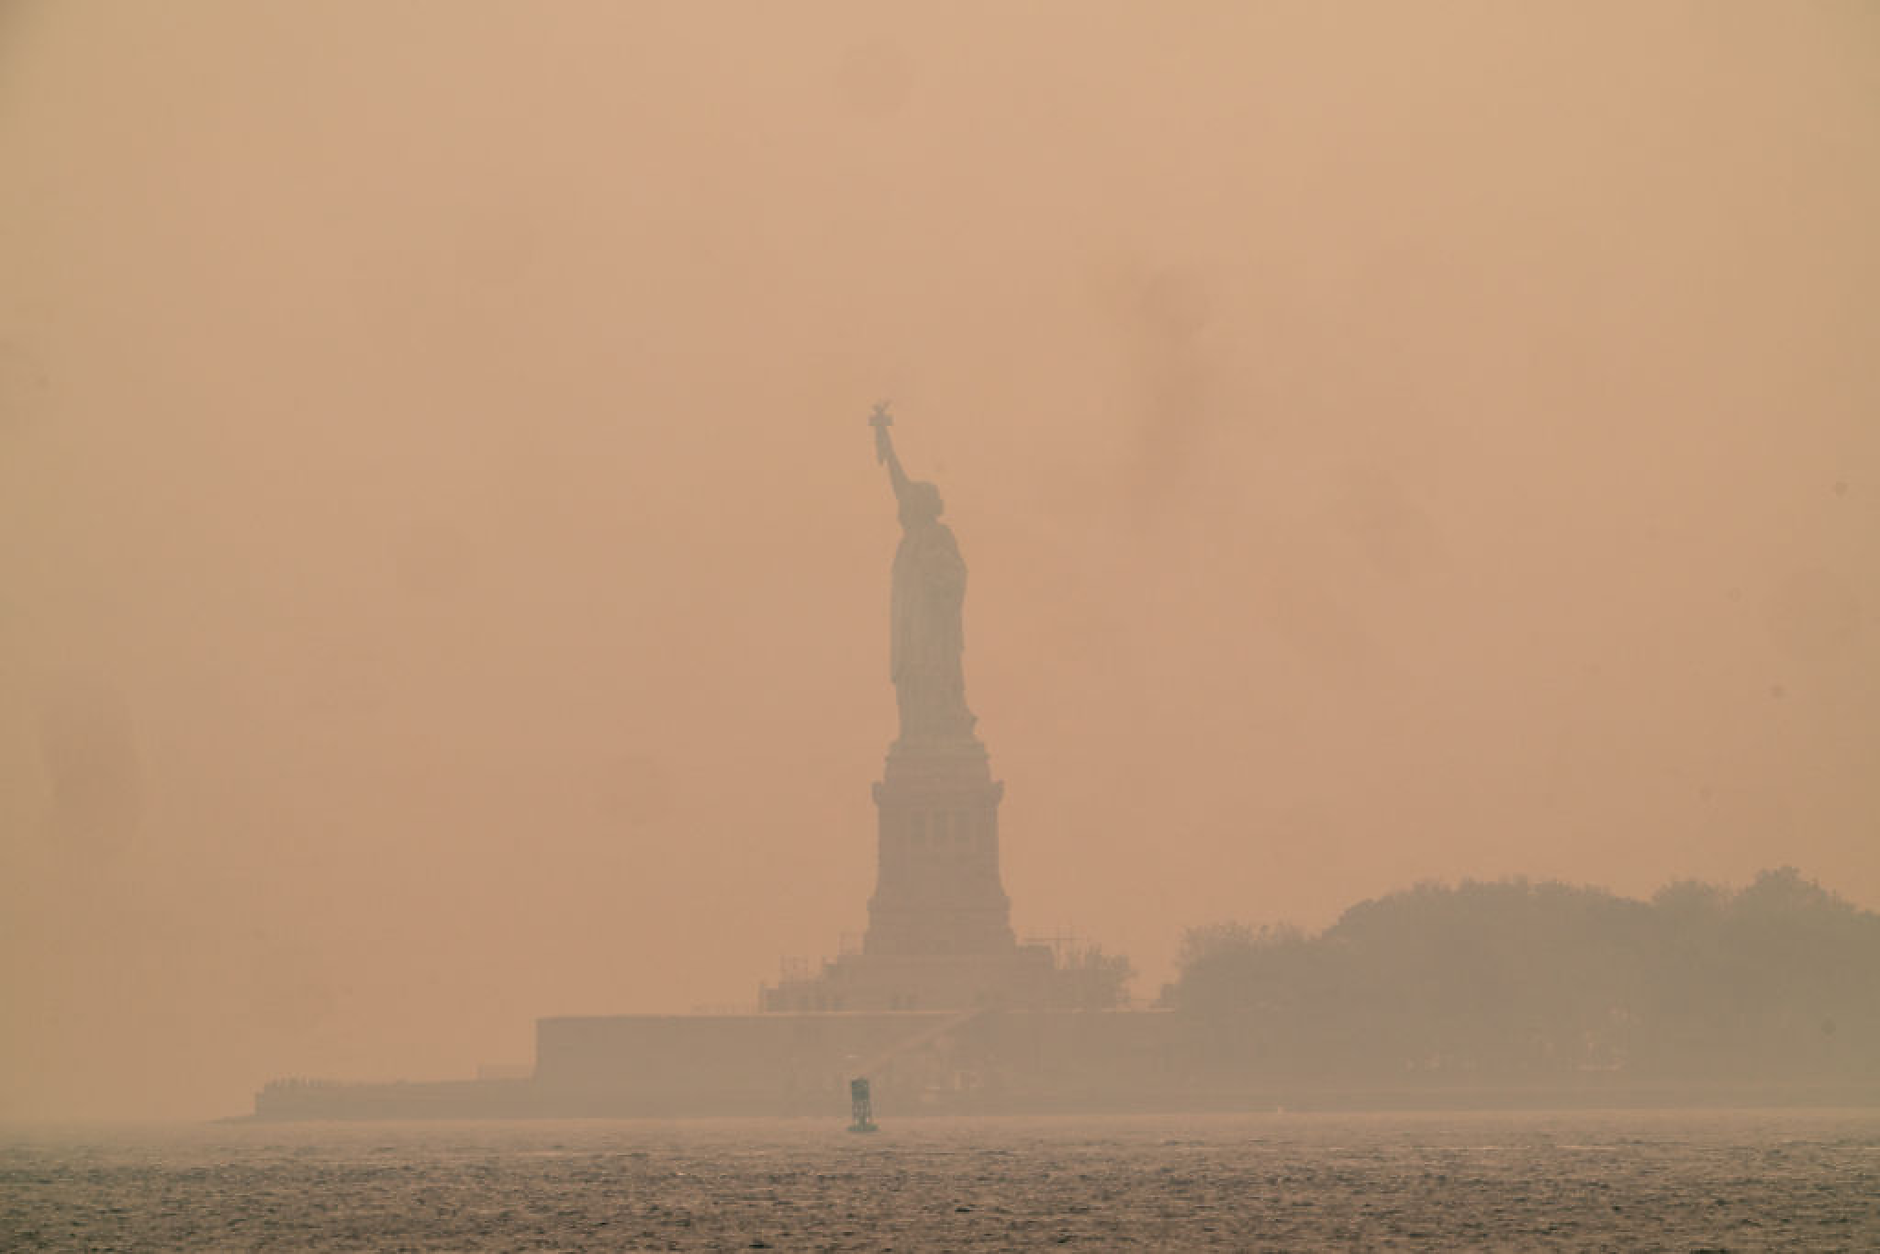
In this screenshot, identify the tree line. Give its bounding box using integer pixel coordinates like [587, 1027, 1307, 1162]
[1167, 869, 1880, 1085]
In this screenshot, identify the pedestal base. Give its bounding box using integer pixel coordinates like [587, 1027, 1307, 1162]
[759, 946, 1057, 1012]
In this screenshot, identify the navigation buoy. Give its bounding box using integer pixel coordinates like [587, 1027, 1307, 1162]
[848, 1077, 878, 1132]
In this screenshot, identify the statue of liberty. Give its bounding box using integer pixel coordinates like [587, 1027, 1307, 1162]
[870, 403, 976, 743]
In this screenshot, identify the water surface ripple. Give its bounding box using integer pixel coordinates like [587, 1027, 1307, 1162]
[4, 1110, 1877, 1250]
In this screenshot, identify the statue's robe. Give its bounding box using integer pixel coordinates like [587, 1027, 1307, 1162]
[890, 520, 974, 740]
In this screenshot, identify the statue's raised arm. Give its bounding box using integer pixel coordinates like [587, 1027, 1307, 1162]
[870, 401, 912, 501]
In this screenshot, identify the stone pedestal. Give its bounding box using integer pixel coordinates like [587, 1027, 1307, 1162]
[865, 736, 1015, 957]
[760, 729, 1036, 1013]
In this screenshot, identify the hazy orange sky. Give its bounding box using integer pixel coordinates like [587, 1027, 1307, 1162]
[2, 3, 1875, 1119]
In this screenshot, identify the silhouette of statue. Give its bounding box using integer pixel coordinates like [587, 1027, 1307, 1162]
[870, 403, 976, 743]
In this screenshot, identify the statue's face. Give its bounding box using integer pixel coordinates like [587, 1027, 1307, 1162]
[901, 482, 943, 526]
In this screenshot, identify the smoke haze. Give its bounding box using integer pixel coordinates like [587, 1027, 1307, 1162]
[1, 2, 1875, 1119]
